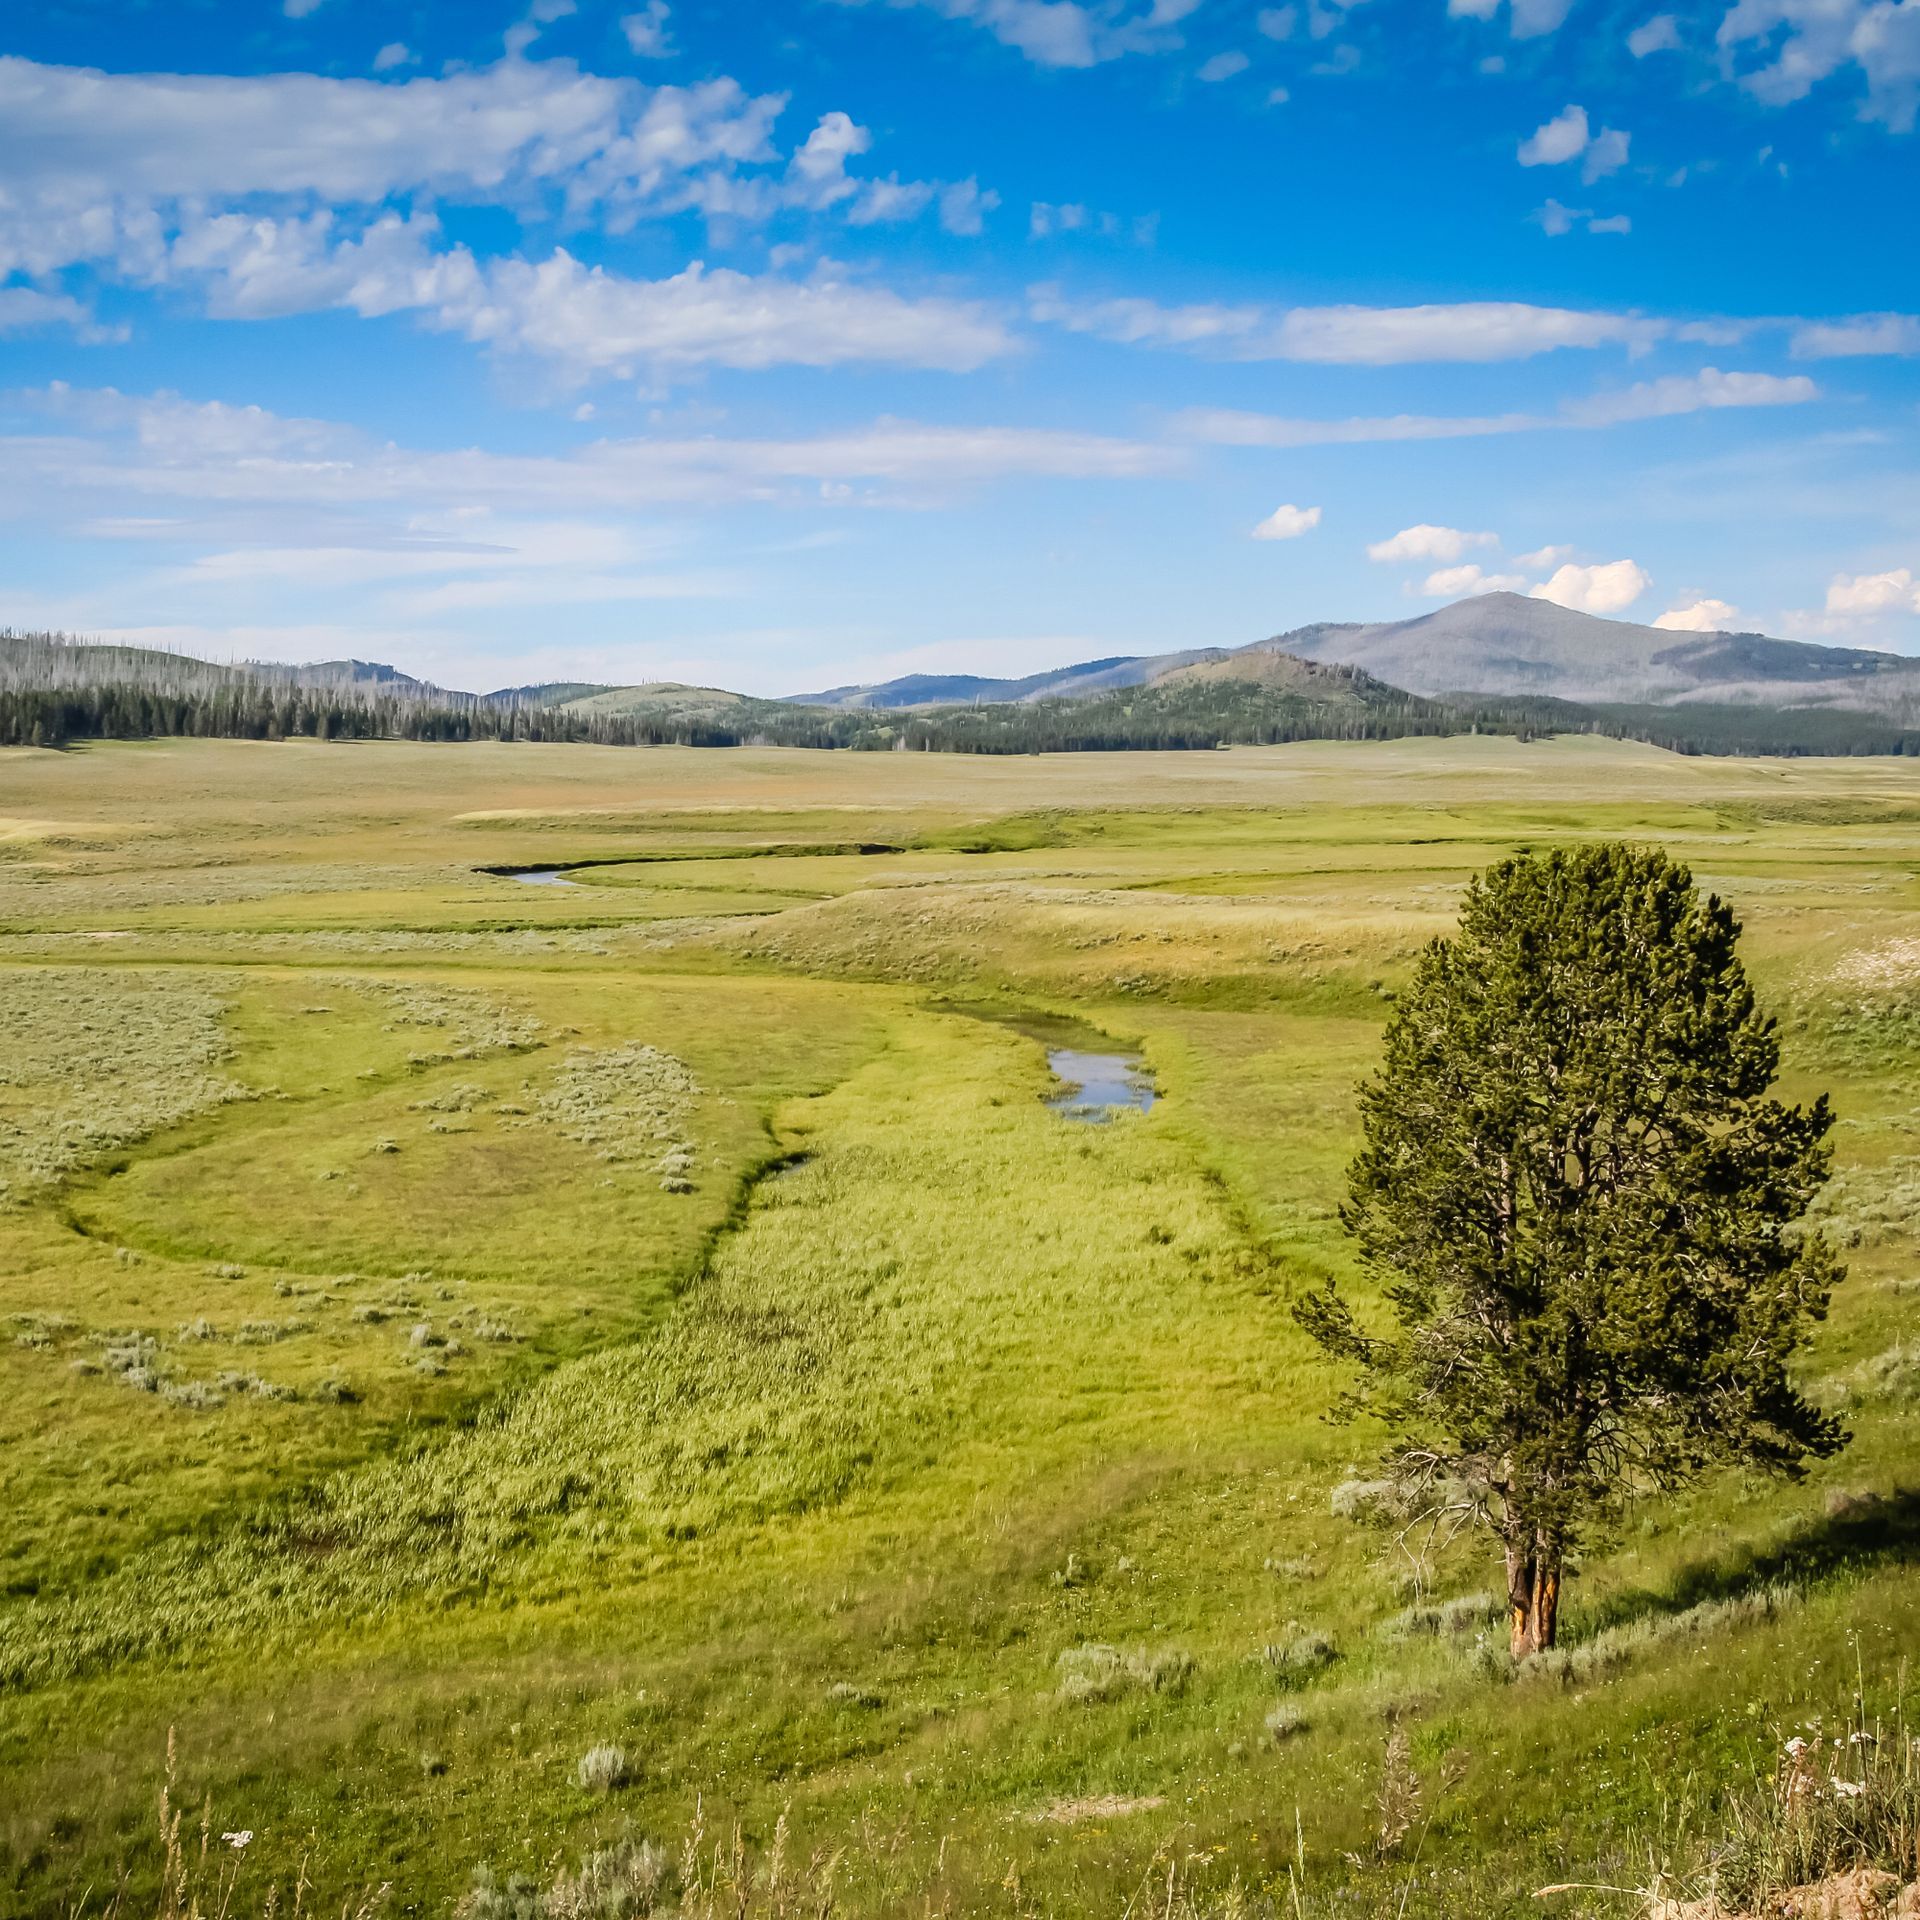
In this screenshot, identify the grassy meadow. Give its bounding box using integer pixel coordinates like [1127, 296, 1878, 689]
[2, 734, 1919, 1918]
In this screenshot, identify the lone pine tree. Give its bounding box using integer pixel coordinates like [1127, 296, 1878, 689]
[1297, 843, 1846, 1658]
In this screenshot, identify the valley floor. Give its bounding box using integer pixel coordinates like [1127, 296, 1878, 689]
[2, 736, 1918, 1918]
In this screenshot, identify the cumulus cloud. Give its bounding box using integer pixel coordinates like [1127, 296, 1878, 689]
[1448, 0, 1573, 35]
[1791, 313, 1920, 357]
[1199, 50, 1252, 78]
[0, 285, 121, 341]
[1028, 286, 1667, 361]
[1420, 564, 1529, 596]
[0, 55, 782, 233]
[827, 0, 1200, 69]
[1513, 543, 1573, 570]
[1582, 126, 1631, 180]
[1367, 523, 1497, 563]
[621, 1, 676, 55]
[1519, 104, 1591, 164]
[1719, 0, 1920, 131]
[1628, 13, 1682, 53]
[0, 54, 1012, 381]
[1174, 366, 1817, 446]
[1510, 0, 1576, 34]
[1825, 567, 1919, 615]
[1532, 559, 1650, 614]
[1653, 594, 1742, 631]
[1518, 104, 1633, 179]
[0, 52, 999, 312]
[1252, 502, 1322, 540]
[372, 43, 415, 72]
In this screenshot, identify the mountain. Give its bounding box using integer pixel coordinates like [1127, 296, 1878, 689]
[791, 594, 1920, 718]
[1264, 593, 1920, 712]
[788, 651, 1226, 709]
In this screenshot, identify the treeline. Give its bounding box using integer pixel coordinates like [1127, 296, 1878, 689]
[877, 677, 1544, 754]
[0, 682, 866, 750]
[1580, 702, 1920, 758]
[7, 630, 1919, 758]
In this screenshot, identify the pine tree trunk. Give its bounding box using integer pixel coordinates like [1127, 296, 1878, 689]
[1506, 1537, 1562, 1658]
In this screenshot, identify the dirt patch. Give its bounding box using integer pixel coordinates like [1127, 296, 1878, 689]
[1649, 1869, 1920, 1918]
[1023, 1794, 1166, 1826]
[1832, 939, 1920, 991]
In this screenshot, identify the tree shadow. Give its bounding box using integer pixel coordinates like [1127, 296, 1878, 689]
[1577, 1483, 1920, 1639]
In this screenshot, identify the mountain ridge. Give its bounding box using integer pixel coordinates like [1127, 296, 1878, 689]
[793, 594, 1920, 717]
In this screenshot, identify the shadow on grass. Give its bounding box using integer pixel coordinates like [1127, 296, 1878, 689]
[1577, 1483, 1920, 1640]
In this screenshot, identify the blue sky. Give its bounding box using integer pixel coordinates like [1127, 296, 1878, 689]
[0, 0, 1915, 693]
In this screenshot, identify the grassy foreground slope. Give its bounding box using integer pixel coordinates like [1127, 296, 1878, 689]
[1, 737, 1918, 1917]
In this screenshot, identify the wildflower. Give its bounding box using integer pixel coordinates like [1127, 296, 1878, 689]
[1832, 1780, 1866, 1798]
[222, 1830, 254, 1849]
[1784, 1737, 1810, 1757]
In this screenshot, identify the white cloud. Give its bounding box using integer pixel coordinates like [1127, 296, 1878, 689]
[1532, 559, 1651, 614]
[1030, 201, 1086, 237]
[1420, 564, 1529, 596]
[1825, 567, 1919, 615]
[1278, 302, 1659, 361]
[1560, 366, 1817, 424]
[1517, 106, 1633, 180]
[1791, 313, 1920, 357]
[1628, 13, 1681, 53]
[0, 53, 996, 314]
[1582, 126, 1631, 180]
[938, 178, 1001, 234]
[0, 286, 121, 342]
[1588, 212, 1632, 233]
[372, 43, 415, 72]
[1, 384, 1178, 525]
[1447, 0, 1570, 33]
[1513, 544, 1573, 570]
[621, 2, 676, 55]
[1367, 523, 1497, 563]
[1719, 0, 1920, 131]
[1252, 502, 1322, 540]
[120, 200, 1014, 381]
[1172, 364, 1818, 447]
[1510, 0, 1575, 34]
[1653, 594, 1742, 630]
[0, 54, 800, 293]
[1029, 286, 1667, 361]
[1257, 5, 1298, 34]
[1519, 104, 1588, 164]
[1198, 50, 1252, 78]
[830, 0, 1199, 69]
[423, 251, 1014, 378]
[284, 0, 328, 16]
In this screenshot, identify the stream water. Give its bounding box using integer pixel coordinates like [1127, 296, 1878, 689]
[937, 1003, 1158, 1123]
[1044, 1047, 1157, 1122]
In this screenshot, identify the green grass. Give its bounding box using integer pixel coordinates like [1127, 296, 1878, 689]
[1, 735, 1918, 1918]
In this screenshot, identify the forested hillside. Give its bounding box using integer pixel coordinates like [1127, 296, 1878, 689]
[6, 630, 1920, 757]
